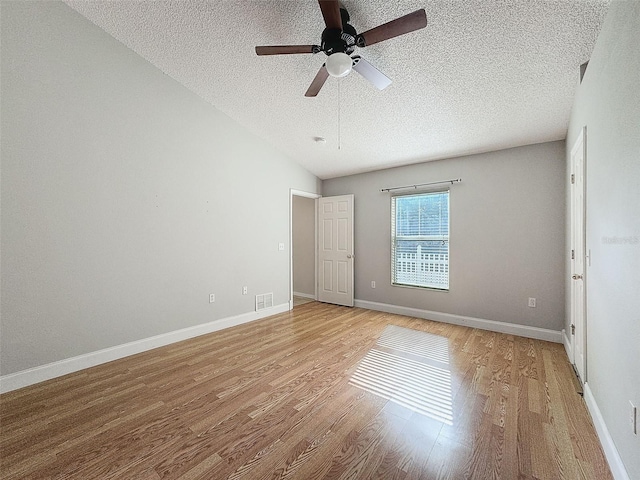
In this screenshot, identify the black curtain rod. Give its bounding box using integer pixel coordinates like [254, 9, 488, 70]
[381, 178, 462, 193]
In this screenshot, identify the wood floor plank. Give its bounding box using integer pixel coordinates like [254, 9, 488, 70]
[235, 385, 364, 479]
[0, 303, 613, 479]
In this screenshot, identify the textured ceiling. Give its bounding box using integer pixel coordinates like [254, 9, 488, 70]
[65, 0, 610, 179]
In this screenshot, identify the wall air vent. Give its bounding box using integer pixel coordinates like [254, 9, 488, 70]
[255, 292, 273, 311]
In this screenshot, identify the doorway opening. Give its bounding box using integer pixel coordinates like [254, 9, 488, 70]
[290, 190, 320, 309]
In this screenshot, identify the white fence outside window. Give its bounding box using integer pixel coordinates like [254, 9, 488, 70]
[394, 245, 449, 289]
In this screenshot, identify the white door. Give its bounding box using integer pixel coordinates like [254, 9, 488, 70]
[318, 195, 354, 307]
[570, 127, 587, 383]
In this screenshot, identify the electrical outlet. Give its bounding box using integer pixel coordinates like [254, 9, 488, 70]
[278, 242, 285, 251]
[528, 297, 536, 308]
[631, 401, 637, 435]
[209, 293, 215, 303]
[371, 281, 376, 288]
[242, 286, 248, 295]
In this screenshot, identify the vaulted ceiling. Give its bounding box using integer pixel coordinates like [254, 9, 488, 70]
[66, 1, 610, 179]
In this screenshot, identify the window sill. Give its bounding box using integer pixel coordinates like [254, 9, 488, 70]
[391, 282, 449, 293]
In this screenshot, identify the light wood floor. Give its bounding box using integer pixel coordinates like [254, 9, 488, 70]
[0, 302, 612, 479]
[293, 295, 314, 307]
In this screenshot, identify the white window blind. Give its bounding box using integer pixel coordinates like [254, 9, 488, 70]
[391, 190, 449, 290]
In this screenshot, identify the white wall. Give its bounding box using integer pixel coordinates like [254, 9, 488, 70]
[0, 1, 320, 377]
[323, 141, 566, 333]
[292, 196, 315, 297]
[566, 2, 640, 478]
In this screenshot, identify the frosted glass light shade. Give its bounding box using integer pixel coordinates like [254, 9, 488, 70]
[326, 52, 353, 78]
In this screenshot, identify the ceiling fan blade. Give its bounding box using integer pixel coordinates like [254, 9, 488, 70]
[318, 0, 342, 30]
[352, 56, 392, 90]
[305, 65, 329, 97]
[255, 45, 317, 55]
[357, 9, 427, 47]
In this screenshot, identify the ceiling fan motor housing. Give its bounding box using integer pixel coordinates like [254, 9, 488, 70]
[320, 8, 357, 56]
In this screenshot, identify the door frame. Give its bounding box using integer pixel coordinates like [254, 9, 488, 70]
[290, 189, 321, 310]
[569, 126, 587, 383]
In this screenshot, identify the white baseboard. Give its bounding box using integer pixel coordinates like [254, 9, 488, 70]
[293, 291, 316, 299]
[562, 328, 573, 361]
[354, 299, 563, 343]
[0, 303, 290, 394]
[583, 383, 631, 480]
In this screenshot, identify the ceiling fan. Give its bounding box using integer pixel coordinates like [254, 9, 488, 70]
[255, 1, 427, 97]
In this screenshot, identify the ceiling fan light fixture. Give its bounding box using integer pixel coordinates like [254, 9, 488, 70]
[325, 52, 352, 78]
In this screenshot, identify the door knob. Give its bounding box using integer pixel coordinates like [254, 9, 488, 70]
[346, 254, 352, 258]
[572, 274, 583, 280]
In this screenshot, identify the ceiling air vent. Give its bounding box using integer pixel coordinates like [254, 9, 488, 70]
[255, 293, 273, 311]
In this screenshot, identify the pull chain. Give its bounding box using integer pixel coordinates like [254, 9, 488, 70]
[337, 79, 341, 150]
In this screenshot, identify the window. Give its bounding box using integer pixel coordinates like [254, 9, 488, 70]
[391, 191, 449, 290]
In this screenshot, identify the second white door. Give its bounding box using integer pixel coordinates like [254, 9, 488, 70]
[571, 127, 587, 384]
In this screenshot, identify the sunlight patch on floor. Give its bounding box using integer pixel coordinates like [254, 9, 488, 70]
[350, 325, 454, 424]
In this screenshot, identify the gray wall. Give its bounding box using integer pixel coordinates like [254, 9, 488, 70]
[292, 196, 315, 297]
[0, 1, 320, 376]
[566, 2, 640, 477]
[323, 141, 566, 331]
